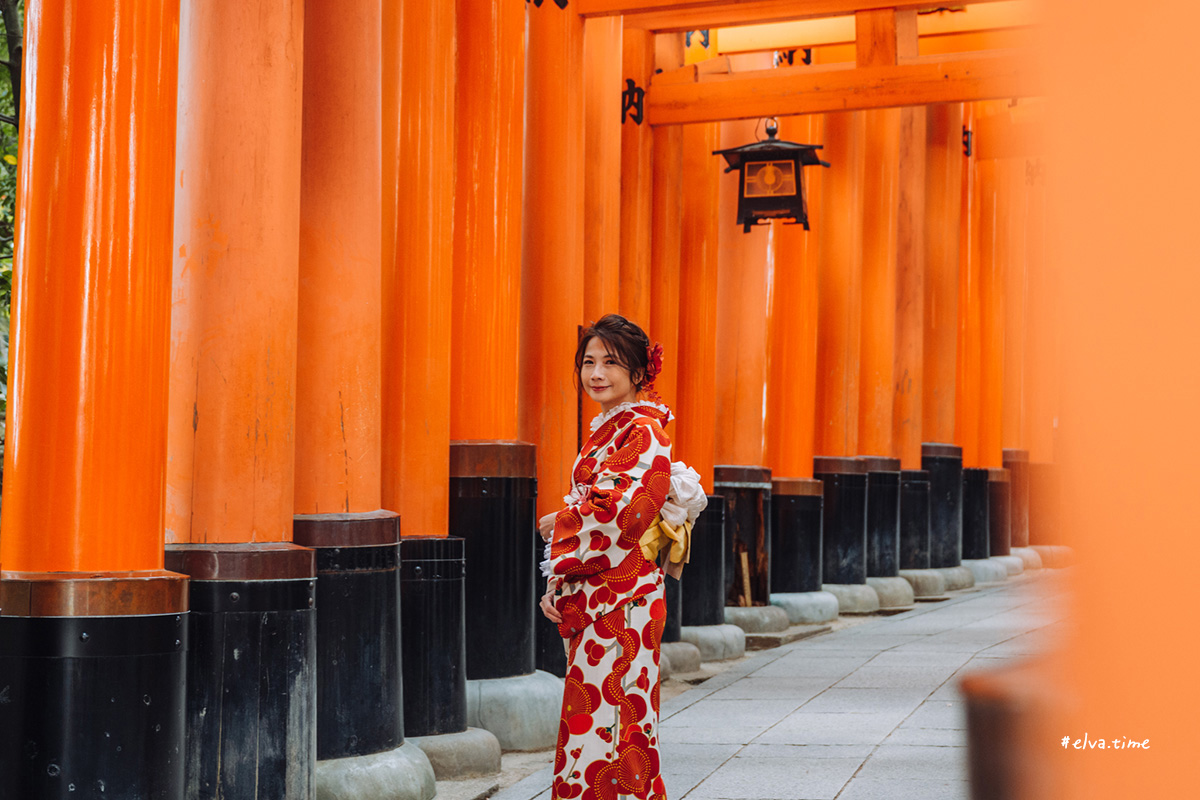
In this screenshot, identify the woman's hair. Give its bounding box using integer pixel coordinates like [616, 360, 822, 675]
[574, 314, 652, 392]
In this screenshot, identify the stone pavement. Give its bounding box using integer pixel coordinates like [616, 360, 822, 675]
[492, 569, 1070, 800]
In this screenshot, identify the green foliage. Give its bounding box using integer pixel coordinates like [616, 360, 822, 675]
[0, 1, 21, 506]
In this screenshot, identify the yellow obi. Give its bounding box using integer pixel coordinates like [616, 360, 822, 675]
[638, 513, 692, 569]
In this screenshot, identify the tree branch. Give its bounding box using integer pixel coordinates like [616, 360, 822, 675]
[0, 0, 22, 130]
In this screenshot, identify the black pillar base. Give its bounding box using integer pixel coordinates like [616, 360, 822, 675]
[292, 514, 402, 758]
[449, 441, 537, 681]
[769, 478, 824, 594]
[922, 443, 964, 568]
[988, 469, 1012, 557]
[814, 457, 869, 586]
[962, 467, 992, 561]
[167, 544, 318, 796]
[0, 573, 189, 800]
[899, 470, 932, 570]
[861, 457, 902, 578]
[714, 466, 772, 606]
[680, 494, 726, 627]
[399, 536, 467, 737]
[1002, 449, 1030, 548]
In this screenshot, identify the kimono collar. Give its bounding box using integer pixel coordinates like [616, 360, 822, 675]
[588, 400, 674, 433]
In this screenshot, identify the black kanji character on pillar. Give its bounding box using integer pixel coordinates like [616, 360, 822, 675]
[526, 0, 570, 8]
[621, 79, 646, 125]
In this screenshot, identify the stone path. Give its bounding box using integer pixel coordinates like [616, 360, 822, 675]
[492, 569, 1070, 800]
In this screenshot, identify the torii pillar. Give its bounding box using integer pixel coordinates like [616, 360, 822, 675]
[0, 4, 186, 797]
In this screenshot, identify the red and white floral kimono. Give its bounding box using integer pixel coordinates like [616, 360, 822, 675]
[546, 400, 674, 800]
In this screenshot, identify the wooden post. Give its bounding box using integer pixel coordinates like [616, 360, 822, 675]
[382, 0, 456, 535]
[522, 0, 586, 518]
[893, 106, 928, 469]
[650, 123, 684, 411]
[583, 15, 622, 330]
[675, 122, 721, 490]
[923, 103, 964, 446]
[620, 27, 655, 327]
[0, 2, 185, 796]
[956, 102, 983, 467]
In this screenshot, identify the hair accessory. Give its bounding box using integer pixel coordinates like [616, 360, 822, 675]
[642, 342, 664, 403]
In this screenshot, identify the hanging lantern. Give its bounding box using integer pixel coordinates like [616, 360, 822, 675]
[712, 118, 830, 233]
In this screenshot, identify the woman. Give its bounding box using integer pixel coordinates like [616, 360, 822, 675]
[538, 314, 705, 800]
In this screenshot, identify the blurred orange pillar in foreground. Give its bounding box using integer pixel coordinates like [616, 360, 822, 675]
[674, 123, 721, 489]
[382, 0, 456, 535]
[167, 0, 303, 546]
[0, 0, 179, 576]
[814, 111, 865, 458]
[296, 0, 382, 515]
[521, 0, 585, 517]
[452, 0, 525, 443]
[765, 115, 824, 480]
[922, 103, 963, 446]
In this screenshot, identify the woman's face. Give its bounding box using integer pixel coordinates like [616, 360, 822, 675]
[581, 337, 639, 413]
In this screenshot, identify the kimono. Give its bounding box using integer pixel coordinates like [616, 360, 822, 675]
[546, 400, 674, 800]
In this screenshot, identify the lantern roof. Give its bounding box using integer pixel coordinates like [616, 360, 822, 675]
[712, 137, 830, 173]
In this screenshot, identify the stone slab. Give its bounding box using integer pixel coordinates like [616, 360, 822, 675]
[661, 641, 702, 674]
[745, 623, 832, 651]
[466, 671, 563, 752]
[962, 558, 1009, 585]
[934, 566, 976, 592]
[821, 583, 881, 615]
[990, 555, 1025, 576]
[316, 740, 436, 800]
[770, 591, 839, 624]
[408, 727, 501, 781]
[433, 776, 500, 800]
[1009, 546, 1044, 570]
[866, 576, 915, 610]
[679, 624, 746, 662]
[724, 605, 791, 633]
[897, 569, 947, 599]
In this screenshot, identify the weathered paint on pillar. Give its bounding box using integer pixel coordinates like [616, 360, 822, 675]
[893, 106, 928, 469]
[0, 0, 179, 572]
[814, 111, 866, 458]
[452, 0, 526, 442]
[765, 115, 824, 480]
[522, 0, 585, 517]
[296, 0, 382, 514]
[168, 0, 304, 545]
[922, 103, 963, 445]
[583, 15, 621, 329]
[619, 27, 655, 328]
[383, 0, 456, 535]
[715, 112, 770, 468]
[675, 123, 721, 489]
[650, 123, 683, 413]
[857, 107, 901, 458]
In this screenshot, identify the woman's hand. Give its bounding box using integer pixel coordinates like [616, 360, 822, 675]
[539, 588, 562, 624]
[538, 512, 557, 542]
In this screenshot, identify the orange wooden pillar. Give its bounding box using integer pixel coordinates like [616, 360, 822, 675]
[166, 1, 316, 794]
[451, 0, 543, 719]
[922, 103, 963, 447]
[583, 15, 621, 328]
[814, 111, 866, 460]
[0, 2, 187, 795]
[619, 27, 655, 327]
[675, 122, 720, 492]
[713, 105, 773, 607]
[382, 0, 455, 537]
[291, 0, 410, 763]
[956, 103, 984, 468]
[521, 0, 585, 522]
[893, 106, 928, 469]
[764, 113, 827, 599]
[650, 123, 683, 413]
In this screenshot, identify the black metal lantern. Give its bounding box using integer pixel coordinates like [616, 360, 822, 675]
[712, 118, 830, 233]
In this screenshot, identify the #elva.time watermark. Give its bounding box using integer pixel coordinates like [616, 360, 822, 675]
[1061, 734, 1150, 750]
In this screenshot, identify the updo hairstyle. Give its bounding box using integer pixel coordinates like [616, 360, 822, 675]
[573, 314, 652, 393]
